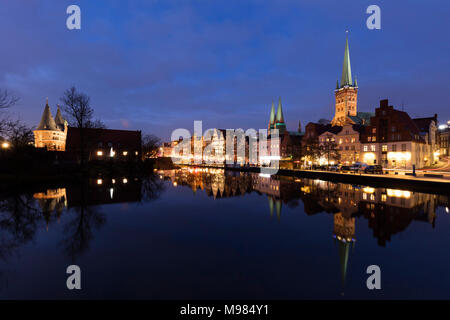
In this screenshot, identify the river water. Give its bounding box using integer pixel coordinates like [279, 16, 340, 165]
[0, 168, 449, 299]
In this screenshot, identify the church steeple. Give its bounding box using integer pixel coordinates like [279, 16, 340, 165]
[268, 100, 276, 132]
[274, 97, 286, 134]
[341, 31, 353, 87]
[331, 32, 358, 126]
[275, 97, 284, 123]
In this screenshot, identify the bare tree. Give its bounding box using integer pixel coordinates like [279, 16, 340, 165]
[0, 89, 19, 109]
[320, 134, 340, 166]
[3, 119, 34, 151]
[60, 87, 95, 165]
[142, 134, 161, 159]
[302, 137, 321, 168]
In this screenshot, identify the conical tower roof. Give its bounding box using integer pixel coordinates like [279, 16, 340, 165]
[341, 32, 353, 87]
[338, 240, 351, 286]
[55, 104, 65, 129]
[269, 101, 276, 125]
[275, 97, 285, 123]
[36, 99, 57, 131]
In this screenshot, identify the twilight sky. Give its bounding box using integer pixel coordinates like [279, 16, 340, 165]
[1, 0, 449, 140]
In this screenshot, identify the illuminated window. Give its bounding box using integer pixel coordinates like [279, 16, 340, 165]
[371, 145, 376, 151]
[363, 145, 368, 152]
[97, 150, 103, 156]
[392, 144, 397, 152]
[123, 151, 128, 156]
[382, 145, 387, 152]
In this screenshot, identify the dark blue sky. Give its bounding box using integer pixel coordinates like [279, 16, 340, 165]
[1, 0, 449, 139]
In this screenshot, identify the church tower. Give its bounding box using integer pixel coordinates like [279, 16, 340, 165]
[274, 97, 286, 134]
[331, 32, 358, 126]
[268, 100, 276, 135]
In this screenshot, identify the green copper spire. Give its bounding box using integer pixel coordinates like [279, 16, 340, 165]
[338, 240, 351, 286]
[341, 31, 353, 87]
[268, 196, 274, 217]
[269, 100, 276, 125]
[275, 97, 284, 123]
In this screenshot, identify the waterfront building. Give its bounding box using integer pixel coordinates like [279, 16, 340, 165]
[34, 99, 68, 151]
[413, 115, 439, 164]
[360, 99, 436, 169]
[439, 120, 450, 156]
[66, 127, 142, 161]
[336, 124, 365, 164]
[318, 126, 342, 165]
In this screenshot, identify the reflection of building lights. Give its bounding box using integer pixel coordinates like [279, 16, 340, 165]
[112, 179, 116, 184]
[97, 150, 103, 156]
[173, 182, 177, 187]
[123, 178, 128, 184]
[363, 187, 375, 194]
[110, 147, 115, 157]
[446, 207, 449, 214]
[110, 188, 114, 199]
[387, 152, 411, 161]
[1, 142, 9, 149]
[300, 186, 311, 193]
[387, 189, 411, 198]
[97, 179, 102, 185]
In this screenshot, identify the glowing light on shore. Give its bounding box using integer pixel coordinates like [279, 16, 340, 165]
[1, 142, 9, 149]
[387, 152, 411, 161]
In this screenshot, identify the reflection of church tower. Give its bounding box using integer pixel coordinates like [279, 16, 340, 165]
[275, 199, 282, 220]
[333, 212, 356, 288]
[268, 196, 274, 217]
[331, 32, 358, 127]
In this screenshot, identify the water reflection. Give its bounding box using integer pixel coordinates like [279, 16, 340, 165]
[0, 176, 164, 266]
[159, 168, 449, 247]
[0, 168, 449, 297]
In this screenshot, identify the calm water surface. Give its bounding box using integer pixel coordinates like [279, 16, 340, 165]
[1, 168, 449, 299]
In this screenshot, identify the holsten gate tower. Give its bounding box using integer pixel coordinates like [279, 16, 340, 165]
[34, 99, 68, 151]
